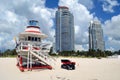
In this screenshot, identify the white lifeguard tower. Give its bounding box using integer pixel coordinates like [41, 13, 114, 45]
[16, 20, 55, 72]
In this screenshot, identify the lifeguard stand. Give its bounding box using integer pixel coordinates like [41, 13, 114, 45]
[16, 20, 55, 72]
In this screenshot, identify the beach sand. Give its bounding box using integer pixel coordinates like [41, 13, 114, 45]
[0, 57, 120, 80]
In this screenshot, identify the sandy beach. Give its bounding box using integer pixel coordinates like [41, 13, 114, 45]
[0, 57, 120, 80]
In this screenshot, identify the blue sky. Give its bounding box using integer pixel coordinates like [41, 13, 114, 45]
[0, 0, 120, 51]
[45, 0, 120, 22]
[91, 0, 120, 22]
[45, 0, 59, 8]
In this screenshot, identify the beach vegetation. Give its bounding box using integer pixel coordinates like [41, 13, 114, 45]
[0, 49, 17, 57]
[0, 48, 120, 58]
[49, 49, 120, 58]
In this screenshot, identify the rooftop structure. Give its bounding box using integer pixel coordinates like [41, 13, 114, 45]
[58, 6, 69, 9]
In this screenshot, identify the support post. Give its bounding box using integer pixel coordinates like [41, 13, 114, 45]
[27, 44, 30, 70]
[30, 53, 32, 71]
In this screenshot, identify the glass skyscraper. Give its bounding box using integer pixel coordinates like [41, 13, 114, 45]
[55, 6, 74, 52]
[89, 20, 105, 51]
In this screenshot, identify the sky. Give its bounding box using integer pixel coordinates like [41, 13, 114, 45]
[0, 0, 120, 52]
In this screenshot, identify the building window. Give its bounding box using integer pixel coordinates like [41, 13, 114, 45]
[38, 38, 41, 42]
[28, 36, 31, 41]
[35, 37, 37, 41]
[32, 37, 34, 41]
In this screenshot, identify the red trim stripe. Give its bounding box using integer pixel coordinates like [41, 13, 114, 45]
[25, 31, 40, 33]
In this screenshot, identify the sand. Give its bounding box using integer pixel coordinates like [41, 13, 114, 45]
[0, 57, 120, 80]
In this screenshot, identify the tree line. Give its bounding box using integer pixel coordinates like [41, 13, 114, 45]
[0, 49, 17, 57]
[0, 48, 120, 58]
[49, 47, 120, 58]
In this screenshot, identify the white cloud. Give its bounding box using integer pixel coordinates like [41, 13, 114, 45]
[78, 0, 94, 9]
[102, 0, 119, 13]
[75, 44, 85, 51]
[30, 6, 56, 41]
[0, 0, 55, 51]
[75, 44, 88, 51]
[106, 47, 115, 51]
[105, 37, 120, 51]
[103, 14, 120, 51]
[103, 15, 120, 39]
[6, 10, 18, 23]
[0, 33, 16, 51]
[0, 0, 95, 51]
[1, 0, 119, 52]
